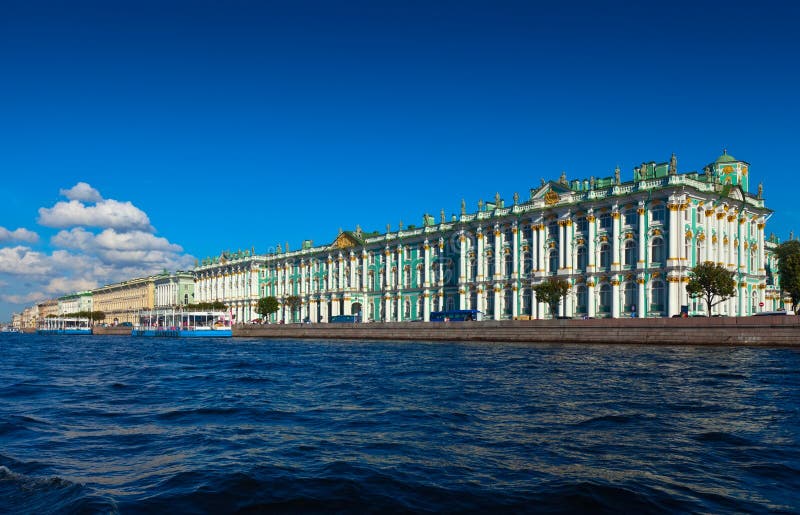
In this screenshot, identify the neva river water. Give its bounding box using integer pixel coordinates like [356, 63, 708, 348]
[1, 334, 798, 514]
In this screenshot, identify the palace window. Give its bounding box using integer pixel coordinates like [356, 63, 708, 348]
[504, 253, 513, 276]
[522, 252, 532, 276]
[504, 288, 513, 316]
[599, 243, 611, 269]
[651, 237, 665, 264]
[600, 214, 612, 230]
[651, 206, 666, 223]
[624, 240, 637, 268]
[599, 284, 612, 314]
[575, 285, 587, 316]
[624, 282, 636, 313]
[576, 217, 588, 233]
[522, 288, 532, 315]
[650, 281, 665, 312]
[576, 246, 587, 271]
[624, 208, 638, 227]
[548, 250, 559, 275]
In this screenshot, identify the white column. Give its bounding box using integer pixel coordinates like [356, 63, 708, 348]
[512, 223, 519, 278]
[397, 246, 404, 288]
[638, 205, 646, 267]
[425, 240, 433, 287]
[668, 202, 679, 266]
[611, 279, 620, 318]
[612, 210, 621, 271]
[477, 228, 485, 281]
[494, 226, 503, 280]
[638, 279, 646, 318]
[564, 219, 573, 273]
[587, 213, 596, 272]
[536, 224, 545, 273]
[587, 281, 596, 318]
[558, 221, 566, 271]
[423, 292, 431, 322]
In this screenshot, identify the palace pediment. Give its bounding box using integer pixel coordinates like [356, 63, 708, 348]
[329, 231, 364, 250]
[530, 182, 574, 206]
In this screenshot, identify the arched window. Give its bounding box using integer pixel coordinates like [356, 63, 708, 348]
[624, 282, 637, 313]
[504, 253, 513, 276]
[549, 250, 559, 275]
[470, 290, 478, 311]
[504, 288, 513, 316]
[575, 285, 588, 316]
[651, 237, 665, 265]
[698, 237, 706, 262]
[404, 299, 411, 318]
[576, 246, 587, 271]
[486, 292, 494, 315]
[418, 296, 424, 320]
[684, 237, 692, 264]
[522, 288, 532, 315]
[487, 256, 495, 278]
[446, 297, 455, 311]
[599, 243, 611, 269]
[599, 284, 612, 314]
[522, 252, 532, 276]
[625, 240, 637, 267]
[404, 266, 411, 288]
[650, 281, 665, 313]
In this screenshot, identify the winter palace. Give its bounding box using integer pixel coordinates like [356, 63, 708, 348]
[191, 151, 780, 324]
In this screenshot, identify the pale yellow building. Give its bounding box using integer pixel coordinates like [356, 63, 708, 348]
[92, 277, 155, 325]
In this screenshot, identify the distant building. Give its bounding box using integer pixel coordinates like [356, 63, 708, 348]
[154, 271, 195, 308]
[58, 291, 93, 315]
[92, 277, 155, 325]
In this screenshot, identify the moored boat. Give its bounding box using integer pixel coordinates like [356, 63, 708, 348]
[132, 309, 233, 337]
[37, 317, 92, 335]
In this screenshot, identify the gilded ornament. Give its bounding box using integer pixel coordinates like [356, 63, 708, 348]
[544, 191, 560, 205]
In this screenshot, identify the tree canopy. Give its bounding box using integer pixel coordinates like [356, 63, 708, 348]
[775, 240, 800, 311]
[533, 278, 571, 318]
[256, 296, 280, 319]
[686, 262, 736, 316]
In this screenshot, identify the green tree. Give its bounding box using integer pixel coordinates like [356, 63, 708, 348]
[256, 296, 280, 321]
[775, 240, 800, 312]
[686, 262, 736, 316]
[533, 278, 571, 318]
[285, 295, 302, 322]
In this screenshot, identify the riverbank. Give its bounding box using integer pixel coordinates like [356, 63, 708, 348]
[233, 316, 800, 346]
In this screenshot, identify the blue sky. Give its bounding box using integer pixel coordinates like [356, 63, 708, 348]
[1, 0, 798, 321]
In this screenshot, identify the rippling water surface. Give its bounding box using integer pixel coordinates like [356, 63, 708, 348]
[1, 334, 799, 513]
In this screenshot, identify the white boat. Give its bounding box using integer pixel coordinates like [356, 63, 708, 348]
[1, 326, 21, 333]
[132, 309, 233, 337]
[37, 317, 92, 335]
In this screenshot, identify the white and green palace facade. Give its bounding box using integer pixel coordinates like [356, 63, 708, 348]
[199, 151, 780, 322]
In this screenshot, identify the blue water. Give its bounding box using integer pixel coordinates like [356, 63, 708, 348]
[1, 334, 799, 514]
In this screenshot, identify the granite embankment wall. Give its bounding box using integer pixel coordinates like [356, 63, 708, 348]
[92, 326, 134, 336]
[234, 317, 800, 346]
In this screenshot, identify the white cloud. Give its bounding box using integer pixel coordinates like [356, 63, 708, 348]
[1, 291, 47, 305]
[38, 199, 153, 232]
[45, 277, 98, 294]
[59, 182, 103, 203]
[0, 246, 53, 275]
[0, 226, 40, 244]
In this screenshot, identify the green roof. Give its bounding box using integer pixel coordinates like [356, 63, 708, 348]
[715, 149, 737, 163]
